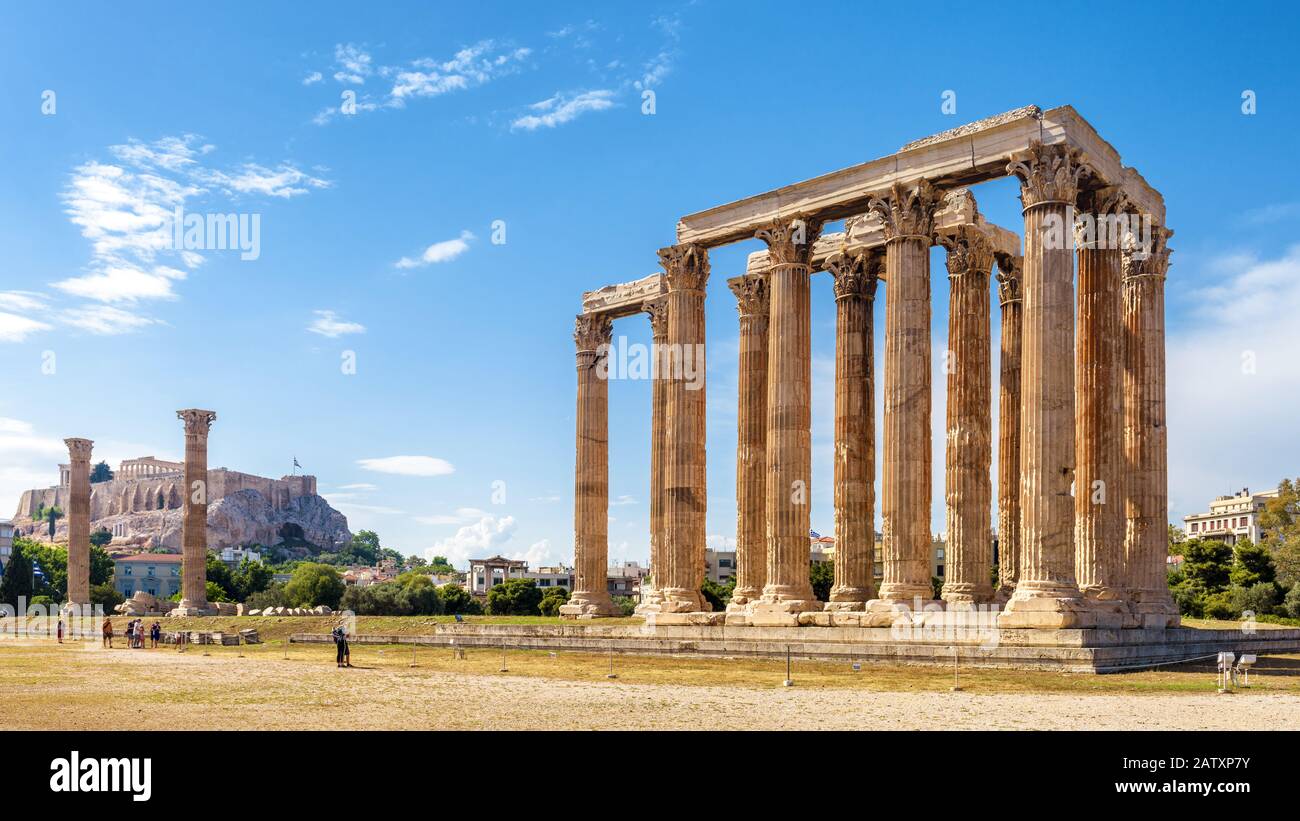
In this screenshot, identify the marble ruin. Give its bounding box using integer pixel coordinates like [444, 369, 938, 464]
[565, 105, 1180, 631]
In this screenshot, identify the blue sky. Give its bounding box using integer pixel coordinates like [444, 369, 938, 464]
[2, 1, 1298, 569]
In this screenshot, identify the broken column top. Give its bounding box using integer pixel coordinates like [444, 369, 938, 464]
[581, 273, 666, 318]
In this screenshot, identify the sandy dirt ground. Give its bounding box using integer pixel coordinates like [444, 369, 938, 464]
[4, 640, 1299, 730]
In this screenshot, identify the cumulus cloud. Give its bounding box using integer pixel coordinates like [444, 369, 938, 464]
[510, 89, 615, 131]
[332, 43, 374, 85]
[357, 455, 456, 476]
[394, 230, 474, 269]
[425, 515, 517, 566]
[307, 309, 365, 338]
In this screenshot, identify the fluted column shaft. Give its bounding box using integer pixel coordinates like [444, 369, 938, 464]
[177, 408, 216, 614]
[563, 315, 617, 617]
[1075, 195, 1127, 602]
[659, 244, 709, 612]
[827, 251, 880, 607]
[636, 299, 669, 612]
[996, 262, 1023, 595]
[940, 227, 994, 604]
[65, 438, 93, 607]
[756, 217, 822, 612]
[728, 274, 769, 608]
[1123, 228, 1179, 625]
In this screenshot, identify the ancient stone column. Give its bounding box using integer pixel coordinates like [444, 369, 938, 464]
[939, 225, 995, 605]
[825, 249, 881, 610]
[726, 273, 769, 613]
[176, 408, 216, 616]
[999, 142, 1093, 628]
[64, 438, 94, 610]
[657, 244, 709, 613]
[1075, 187, 1130, 614]
[995, 256, 1023, 598]
[865, 181, 943, 621]
[1123, 226, 1180, 627]
[752, 215, 824, 620]
[561, 314, 618, 618]
[635, 298, 670, 615]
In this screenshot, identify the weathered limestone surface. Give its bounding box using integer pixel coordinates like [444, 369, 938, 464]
[995, 257, 1023, 597]
[867, 182, 943, 621]
[1000, 143, 1094, 629]
[726, 274, 769, 613]
[658, 244, 710, 613]
[562, 315, 618, 618]
[173, 409, 216, 617]
[751, 216, 824, 621]
[635, 298, 670, 615]
[1075, 187, 1130, 610]
[939, 226, 994, 605]
[1123, 227, 1180, 627]
[581, 273, 665, 318]
[64, 438, 93, 608]
[825, 249, 881, 609]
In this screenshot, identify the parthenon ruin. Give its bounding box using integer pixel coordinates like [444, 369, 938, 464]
[563, 105, 1180, 631]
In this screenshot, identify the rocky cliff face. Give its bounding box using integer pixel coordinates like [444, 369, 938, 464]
[14, 488, 351, 554]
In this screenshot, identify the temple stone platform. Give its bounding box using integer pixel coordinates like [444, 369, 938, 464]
[290, 622, 1300, 674]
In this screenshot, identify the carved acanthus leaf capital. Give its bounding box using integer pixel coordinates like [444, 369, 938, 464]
[996, 256, 1023, 305]
[939, 225, 995, 279]
[727, 273, 769, 317]
[867, 179, 942, 242]
[657, 243, 710, 292]
[641, 297, 669, 339]
[177, 409, 216, 436]
[754, 214, 824, 267]
[1074, 185, 1133, 249]
[825, 249, 882, 301]
[64, 438, 94, 462]
[573, 313, 613, 353]
[1007, 141, 1092, 210]
[1122, 225, 1173, 281]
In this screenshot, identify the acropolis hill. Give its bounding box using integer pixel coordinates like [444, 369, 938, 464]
[12, 456, 351, 555]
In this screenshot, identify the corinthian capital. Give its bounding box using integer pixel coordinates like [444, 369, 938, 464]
[938, 224, 995, 278]
[1007, 141, 1091, 210]
[177, 409, 216, 436]
[1122, 225, 1173, 281]
[754, 214, 824, 267]
[64, 438, 94, 462]
[658, 243, 710, 292]
[573, 313, 613, 352]
[825, 249, 882, 301]
[867, 179, 942, 242]
[641, 297, 669, 339]
[727, 273, 769, 317]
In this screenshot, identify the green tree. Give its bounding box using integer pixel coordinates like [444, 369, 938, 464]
[206, 581, 231, 603]
[1182, 538, 1233, 593]
[284, 563, 345, 609]
[344, 530, 382, 565]
[612, 595, 637, 616]
[1229, 539, 1276, 587]
[89, 546, 114, 585]
[204, 553, 235, 601]
[89, 528, 112, 548]
[89, 582, 124, 611]
[700, 577, 734, 611]
[485, 578, 543, 615]
[89, 461, 114, 483]
[437, 583, 482, 615]
[231, 557, 273, 602]
[0, 539, 35, 606]
[245, 583, 287, 611]
[427, 555, 455, 575]
[1170, 576, 1208, 619]
[1227, 583, 1278, 617]
[539, 586, 570, 617]
[1168, 524, 1186, 555]
[810, 561, 834, 601]
[41, 505, 63, 539]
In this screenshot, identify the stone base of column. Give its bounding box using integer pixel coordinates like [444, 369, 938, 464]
[862, 595, 945, 626]
[823, 599, 868, 612]
[632, 587, 663, 616]
[169, 604, 218, 617]
[940, 582, 995, 606]
[1128, 592, 1181, 628]
[656, 588, 708, 614]
[997, 583, 1098, 629]
[559, 593, 619, 619]
[746, 598, 822, 626]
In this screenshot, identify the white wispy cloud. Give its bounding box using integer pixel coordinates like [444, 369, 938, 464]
[394, 230, 474, 269]
[424, 514, 517, 566]
[307, 309, 365, 338]
[0, 291, 50, 312]
[357, 455, 456, 477]
[302, 71, 323, 86]
[414, 507, 491, 526]
[59, 305, 162, 335]
[332, 43, 374, 85]
[0, 312, 52, 342]
[511, 89, 616, 131]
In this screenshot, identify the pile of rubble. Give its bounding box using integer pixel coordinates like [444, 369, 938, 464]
[246, 605, 333, 617]
[161, 627, 261, 645]
[114, 591, 177, 617]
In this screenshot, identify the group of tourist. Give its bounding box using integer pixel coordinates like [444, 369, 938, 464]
[100, 617, 161, 649]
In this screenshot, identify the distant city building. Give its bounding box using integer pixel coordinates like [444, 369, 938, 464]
[466, 556, 528, 595]
[815, 532, 947, 581]
[607, 561, 649, 598]
[1183, 487, 1281, 545]
[219, 546, 262, 567]
[704, 549, 735, 584]
[524, 564, 574, 590]
[0, 518, 12, 570]
[114, 553, 183, 599]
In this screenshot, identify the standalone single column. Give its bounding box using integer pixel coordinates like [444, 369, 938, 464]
[1000, 142, 1093, 629]
[726, 273, 769, 614]
[175, 408, 216, 616]
[752, 215, 823, 621]
[64, 438, 94, 611]
[866, 181, 943, 623]
[1075, 187, 1130, 621]
[825, 249, 881, 610]
[995, 256, 1023, 599]
[561, 314, 618, 618]
[657, 244, 709, 613]
[635, 297, 669, 615]
[939, 226, 995, 605]
[1123, 227, 1180, 627]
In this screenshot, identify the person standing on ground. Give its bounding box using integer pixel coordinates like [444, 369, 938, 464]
[331, 624, 351, 668]
[150, 620, 161, 648]
[102, 617, 113, 648]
